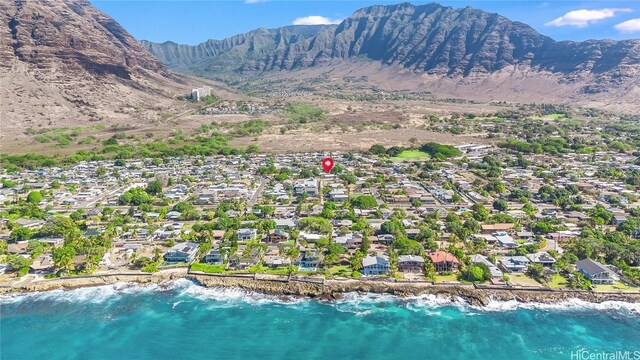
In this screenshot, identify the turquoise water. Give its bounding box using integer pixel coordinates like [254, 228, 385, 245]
[1, 280, 639, 360]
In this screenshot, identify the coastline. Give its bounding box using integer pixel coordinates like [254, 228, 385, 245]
[2, 269, 639, 307]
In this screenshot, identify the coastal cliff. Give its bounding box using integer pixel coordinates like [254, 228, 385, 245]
[3, 270, 638, 307]
[188, 273, 640, 306]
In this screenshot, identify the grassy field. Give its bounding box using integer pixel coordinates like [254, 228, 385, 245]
[509, 273, 542, 287]
[391, 150, 431, 161]
[326, 265, 353, 278]
[592, 281, 639, 292]
[190, 263, 225, 273]
[434, 274, 459, 283]
[548, 274, 567, 289]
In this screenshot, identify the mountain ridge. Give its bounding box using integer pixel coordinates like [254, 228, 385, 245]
[142, 2, 640, 108]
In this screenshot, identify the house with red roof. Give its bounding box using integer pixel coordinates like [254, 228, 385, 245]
[428, 251, 460, 272]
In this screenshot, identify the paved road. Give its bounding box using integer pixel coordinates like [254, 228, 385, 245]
[247, 177, 268, 209]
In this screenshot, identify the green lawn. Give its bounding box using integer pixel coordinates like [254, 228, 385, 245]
[434, 274, 459, 283]
[391, 150, 431, 161]
[509, 273, 543, 287]
[470, 116, 506, 122]
[326, 265, 353, 278]
[190, 263, 225, 273]
[593, 281, 639, 292]
[548, 274, 567, 289]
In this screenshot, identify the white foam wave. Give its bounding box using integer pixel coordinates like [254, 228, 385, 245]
[479, 298, 640, 313]
[0, 280, 181, 305]
[175, 280, 307, 307]
[1, 280, 638, 315]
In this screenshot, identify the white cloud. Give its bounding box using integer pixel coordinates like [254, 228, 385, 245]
[292, 16, 342, 26]
[244, 0, 269, 4]
[545, 8, 632, 27]
[615, 18, 640, 33]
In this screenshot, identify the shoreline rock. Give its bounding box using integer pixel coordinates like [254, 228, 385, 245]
[1, 270, 639, 307]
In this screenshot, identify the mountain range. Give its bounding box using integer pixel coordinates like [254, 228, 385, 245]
[0, 0, 212, 144]
[143, 2, 640, 111]
[1, 0, 639, 145]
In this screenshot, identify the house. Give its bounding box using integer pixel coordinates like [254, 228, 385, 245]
[493, 232, 517, 248]
[576, 259, 616, 285]
[362, 255, 390, 276]
[263, 254, 292, 268]
[294, 179, 318, 196]
[33, 237, 64, 248]
[204, 248, 226, 264]
[376, 234, 395, 244]
[428, 251, 460, 272]
[264, 229, 290, 243]
[471, 254, 502, 279]
[298, 250, 323, 270]
[405, 229, 420, 239]
[164, 242, 199, 263]
[498, 256, 530, 273]
[527, 252, 556, 268]
[29, 254, 54, 274]
[398, 255, 424, 273]
[236, 228, 258, 241]
[274, 218, 297, 230]
[482, 223, 515, 234]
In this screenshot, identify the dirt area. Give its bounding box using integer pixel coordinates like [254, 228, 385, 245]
[230, 128, 492, 153]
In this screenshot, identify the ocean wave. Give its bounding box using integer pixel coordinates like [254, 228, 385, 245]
[0, 281, 181, 305]
[1, 281, 639, 315]
[175, 279, 307, 307]
[479, 298, 640, 313]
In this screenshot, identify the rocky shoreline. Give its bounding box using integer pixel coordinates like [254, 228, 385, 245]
[2, 270, 640, 307]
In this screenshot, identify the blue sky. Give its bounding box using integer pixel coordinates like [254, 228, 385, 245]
[91, 0, 640, 45]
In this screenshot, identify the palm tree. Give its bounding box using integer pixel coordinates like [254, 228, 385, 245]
[153, 247, 162, 262]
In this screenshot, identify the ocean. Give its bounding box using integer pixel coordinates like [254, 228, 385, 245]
[1, 279, 639, 360]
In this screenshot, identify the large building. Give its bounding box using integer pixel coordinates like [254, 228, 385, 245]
[191, 86, 212, 101]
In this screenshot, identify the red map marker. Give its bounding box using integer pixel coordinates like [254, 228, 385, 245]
[322, 157, 334, 174]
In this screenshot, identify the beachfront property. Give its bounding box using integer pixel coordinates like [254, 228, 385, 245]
[498, 256, 531, 273]
[362, 255, 390, 275]
[428, 251, 460, 273]
[164, 242, 200, 263]
[576, 259, 617, 285]
[398, 255, 425, 273]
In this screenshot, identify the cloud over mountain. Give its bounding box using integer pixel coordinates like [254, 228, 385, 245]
[292, 15, 342, 25]
[546, 8, 632, 27]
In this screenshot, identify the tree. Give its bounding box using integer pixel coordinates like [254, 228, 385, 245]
[53, 245, 76, 273]
[10, 227, 33, 241]
[40, 217, 81, 242]
[472, 203, 489, 221]
[8, 254, 33, 276]
[0, 240, 8, 255]
[145, 180, 163, 196]
[26, 191, 43, 204]
[118, 187, 152, 206]
[351, 195, 377, 209]
[96, 167, 107, 178]
[350, 250, 365, 271]
[26, 241, 50, 256]
[526, 263, 545, 282]
[567, 271, 591, 290]
[465, 265, 486, 282]
[369, 144, 387, 155]
[381, 220, 405, 236]
[50, 180, 61, 189]
[153, 247, 163, 262]
[493, 199, 508, 212]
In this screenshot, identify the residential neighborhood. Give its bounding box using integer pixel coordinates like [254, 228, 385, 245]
[0, 147, 639, 293]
